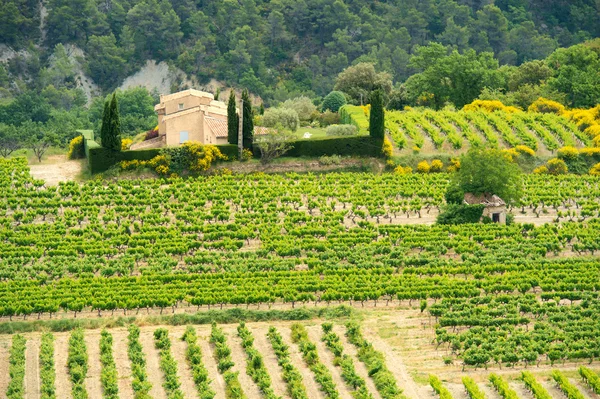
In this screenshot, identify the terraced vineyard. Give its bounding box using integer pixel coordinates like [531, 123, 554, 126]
[2, 156, 600, 398]
[384, 109, 591, 153]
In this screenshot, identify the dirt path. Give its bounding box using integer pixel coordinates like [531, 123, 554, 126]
[250, 326, 291, 399]
[280, 325, 325, 399]
[139, 328, 167, 399]
[197, 326, 226, 399]
[111, 328, 134, 399]
[539, 378, 568, 399]
[0, 337, 10, 396]
[84, 331, 103, 398]
[54, 333, 72, 399]
[478, 381, 503, 399]
[168, 326, 198, 399]
[333, 324, 382, 399]
[28, 156, 84, 186]
[223, 325, 264, 399]
[305, 324, 353, 399]
[25, 336, 40, 399]
[569, 376, 600, 399]
[446, 382, 469, 399]
[359, 322, 422, 399]
[509, 380, 535, 399]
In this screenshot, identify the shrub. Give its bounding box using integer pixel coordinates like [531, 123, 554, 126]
[318, 111, 341, 127]
[546, 158, 568, 175]
[463, 99, 520, 113]
[430, 159, 443, 172]
[319, 155, 342, 165]
[121, 138, 133, 150]
[447, 158, 460, 172]
[321, 91, 347, 113]
[394, 165, 412, 175]
[416, 160, 430, 173]
[67, 136, 85, 160]
[528, 97, 566, 114]
[325, 124, 357, 136]
[282, 96, 317, 122]
[533, 165, 548, 174]
[557, 146, 579, 160]
[382, 137, 393, 159]
[262, 108, 300, 132]
[437, 204, 485, 225]
[514, 145, 535, 157]
[589, 163, 600, 175]
[144, 127, 159, 141]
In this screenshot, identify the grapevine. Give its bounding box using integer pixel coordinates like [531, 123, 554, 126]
[6, 334, 26, 399]
[462, 376, 485, 399]
[237, 322, 280, 399]
[291, 323, 340, 399]
[154, 328, 185, 399]
[99, 330, 119, 399]
[210, 323, 247, 399]
[429, 375, 454, 399]
[67, 328, 89, 399]
[127, 324, 152, 399]
[551, 370, 585, 399]
[267, 326, 309, 399]
[40, 333, 56, 399]
[521, 371, 552, 399]
[321, 322, 374, 399]
[181, 326, 216, 399]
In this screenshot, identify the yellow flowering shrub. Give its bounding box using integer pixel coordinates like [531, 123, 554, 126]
[533, 165, 548, 174]
[67, 136, 84, 159]
[514, 145, 535, 157]
[589, 163, 600, 175]
[580, 147, 600, 157]
[416, 160, 430, 173]
[121, 138, 133, 150]
[382, 137, 393, 159]
[446, 158, 460, 172]
[430, 159, 443, 172]
[546, 158, 568, 175]
[394, 165, 412, 175]
[528, 98, 566, 115]
[557, 146, 579, 160]
[463, 100, 521, 113]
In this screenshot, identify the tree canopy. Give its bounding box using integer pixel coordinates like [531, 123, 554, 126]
[450, 148, 523, 205]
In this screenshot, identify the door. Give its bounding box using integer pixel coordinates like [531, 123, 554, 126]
[179, 131, 189, 144]
[492, 213, 500, 223]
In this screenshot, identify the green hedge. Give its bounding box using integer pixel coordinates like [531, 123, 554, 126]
[437, 204, 485, 225]
[88, 144, 239, 174]
[284, 135, 382, 157]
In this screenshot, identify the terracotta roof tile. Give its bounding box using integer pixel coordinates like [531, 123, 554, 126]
[205, 116, 228, 138]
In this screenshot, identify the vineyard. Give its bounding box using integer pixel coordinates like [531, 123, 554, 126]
[382, 109, 591, 154]
[0, 319, 599, 399]
[2, 154, 600, 397]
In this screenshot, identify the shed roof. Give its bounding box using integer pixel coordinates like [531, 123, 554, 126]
[463, 193, 506, 207]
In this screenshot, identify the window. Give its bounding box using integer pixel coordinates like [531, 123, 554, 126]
[179, 131, 189, 144]
[178, 103, 184, 111]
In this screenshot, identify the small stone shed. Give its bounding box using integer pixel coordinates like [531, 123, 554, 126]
[463, 193, 507, 224]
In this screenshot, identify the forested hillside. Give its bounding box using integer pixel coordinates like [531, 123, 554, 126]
[1, 0, 600, 146]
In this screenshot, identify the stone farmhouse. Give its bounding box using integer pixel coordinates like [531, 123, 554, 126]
[132, 89, 228, 150]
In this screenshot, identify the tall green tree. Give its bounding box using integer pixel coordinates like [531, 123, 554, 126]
[227, 90, 238, 145]
[369, 90, 385, 141]
[241, 89, 253, 150]
[101, 94, 121, 151]
[449, 148, 523, 205]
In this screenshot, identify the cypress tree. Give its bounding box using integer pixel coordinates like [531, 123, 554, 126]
[369, 89, 385, 141]
[108, 93, 122, 151]
[241, 89, 253, 150]
[227, 90, 238, 145]
[100, 100, 110, 148]
[101, 93, 122, 151]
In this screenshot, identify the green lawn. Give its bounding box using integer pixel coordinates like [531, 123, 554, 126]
[292, 126, 328, 139]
